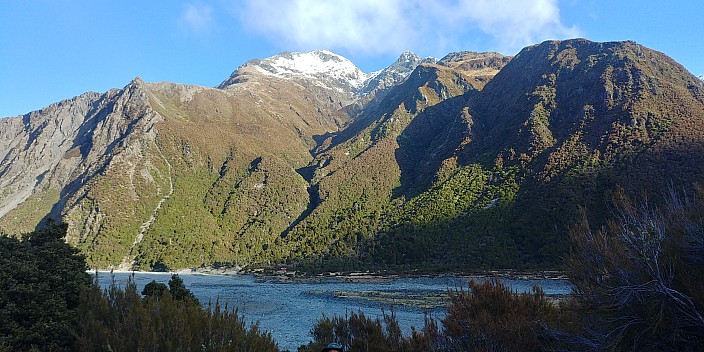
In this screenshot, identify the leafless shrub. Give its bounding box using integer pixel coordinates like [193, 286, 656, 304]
[567, 187, 704, 351]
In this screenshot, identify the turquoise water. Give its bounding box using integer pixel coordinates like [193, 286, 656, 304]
[96, 272, 571, 351]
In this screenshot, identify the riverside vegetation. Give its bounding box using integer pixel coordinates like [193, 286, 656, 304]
[2, 189, 704, 351]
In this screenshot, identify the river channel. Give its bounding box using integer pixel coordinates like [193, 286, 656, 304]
[96, 272, 572, 351]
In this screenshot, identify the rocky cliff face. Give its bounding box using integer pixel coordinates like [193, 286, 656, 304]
[358, 51, 436, 96]
[0, 91, 104, 219]
[0, 78, 165, 234]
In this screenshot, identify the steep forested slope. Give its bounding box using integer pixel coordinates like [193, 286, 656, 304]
[2, 40, 702, 272]
[358, 39, 704, 270]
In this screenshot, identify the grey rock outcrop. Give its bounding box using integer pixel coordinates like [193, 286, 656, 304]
[359, 51, 434, 97]
[0, 77, 165, 232]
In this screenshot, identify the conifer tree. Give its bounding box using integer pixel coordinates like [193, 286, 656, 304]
[0, 220, 91, 351]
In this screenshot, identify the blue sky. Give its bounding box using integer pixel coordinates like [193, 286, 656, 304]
[1, 0, 702, 118]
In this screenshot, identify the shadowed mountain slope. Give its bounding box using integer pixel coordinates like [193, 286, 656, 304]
[1, 41, 703, 272]
[358, 39, 704, 269]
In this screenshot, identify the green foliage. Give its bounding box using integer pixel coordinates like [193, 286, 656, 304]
[283, 137, 402, 270]
[356, 164, 521, 270]
[65, 140, 173, 268]
[142, 280, 168, 298]
[0, 189, 60, 235]
[134, 169, 223, 270]
[134, 151, 309, 270]
[0, 221, 91, 351]
[168, 274, 200, 304]
[77, 274, 280, 352]
[140, 275, 200, 305]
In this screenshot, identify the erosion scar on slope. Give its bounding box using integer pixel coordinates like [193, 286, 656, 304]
[118, 145, 173, 270]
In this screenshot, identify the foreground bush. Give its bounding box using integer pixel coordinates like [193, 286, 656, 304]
[298, 310, 409, 352]
[568, 188, 704, 350]
[0, 221, 91, 352]
[441, 279, 564, 352]
[299, 309, 447, 352]
[77, 274, 279, 352]
[301, 279, 566, 352]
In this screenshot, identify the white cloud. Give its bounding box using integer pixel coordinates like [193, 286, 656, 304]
[236, 0, 580, 55]
[444, 0, 581, 49]
[237, 0, 414, 54]
[180, 3, 214, 33]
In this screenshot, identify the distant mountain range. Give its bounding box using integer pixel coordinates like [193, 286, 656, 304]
[1, 39, 703, 272]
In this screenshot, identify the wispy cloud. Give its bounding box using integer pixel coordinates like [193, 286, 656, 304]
[180, 3, 214, 33]
[235, 0, 580, 55]
[442, 0, 581, 49]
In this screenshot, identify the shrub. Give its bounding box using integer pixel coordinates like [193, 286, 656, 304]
[568, 187, 704, 350]
[300, 280, 564, 352]
[77, 274, 279, 352]
[441, 278, 561, 352]
[299, 310, 420, 352]
[142, 280, 168, 298]
[0, 221, 91, 352]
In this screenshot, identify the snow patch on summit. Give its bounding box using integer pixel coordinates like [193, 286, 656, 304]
[221, 50, 430, 102]
[254, 50, 369, 89]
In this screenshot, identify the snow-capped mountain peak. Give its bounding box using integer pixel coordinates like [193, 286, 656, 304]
[250, 50, 369, 90]
[359, 51, 432, 96]
[219, 50, 431, 104]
